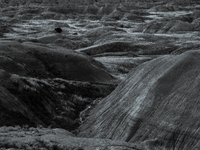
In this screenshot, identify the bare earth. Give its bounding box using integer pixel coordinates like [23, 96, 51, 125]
[0, 0, 200, 149]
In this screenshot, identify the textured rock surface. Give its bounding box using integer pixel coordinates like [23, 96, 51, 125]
[0, 40, 116, 130]
[0, 41, 113, 82]
[0, 126, 141, 150]
[1, 0, 200, 149]
[79, 50, 200, 149]
[0, 69, 116, 130]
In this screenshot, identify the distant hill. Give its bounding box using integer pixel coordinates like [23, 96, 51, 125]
[1, 0, 199, 6]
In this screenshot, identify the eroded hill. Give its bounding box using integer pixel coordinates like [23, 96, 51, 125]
[0, 41, 117, 131]
[79, 50, 200, 149]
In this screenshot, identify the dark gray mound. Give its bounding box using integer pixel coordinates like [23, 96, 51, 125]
[0, 41, 116, 130]
[0, 41, 113, 82]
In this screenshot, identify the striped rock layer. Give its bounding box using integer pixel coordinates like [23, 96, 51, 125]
[79, 50, 200, 149]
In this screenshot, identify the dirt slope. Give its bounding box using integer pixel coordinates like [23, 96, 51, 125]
[0, 126, 141, 150]
[0, 41, 116, 130]
[0, 41, 113, 82]
[0, 69, 116, 130]
[79, 50, 200, 149]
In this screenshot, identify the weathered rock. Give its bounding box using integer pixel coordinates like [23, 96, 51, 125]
[148, 4, 180, 12]
[168, 20, 194, 33]
[0, 41, 114, 82]
[142, 20, 194, 33]
[0, 68, 116, 130]
[41, 12, 56, 19]
[0, 126, 141, 150]
[192, 18, 200, 30]
[79, 50, 200, 149]
[83, 4, 99, 14]
[98, 4, 116, 15]
[123, 13, 144, 22]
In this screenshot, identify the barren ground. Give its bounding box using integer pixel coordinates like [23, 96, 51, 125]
[0, 1, 200, 149]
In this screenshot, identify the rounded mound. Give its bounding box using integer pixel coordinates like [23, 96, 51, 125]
[143, 20, 194, 33]
[79, 50, 200, 149]
[0, 41, 113, 82]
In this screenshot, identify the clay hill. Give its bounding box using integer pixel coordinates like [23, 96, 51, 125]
[0, 41, 116, 131]
[0, 41, 113, 82]
[79, 50, 200, 149]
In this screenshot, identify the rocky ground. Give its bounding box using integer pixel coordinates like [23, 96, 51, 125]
[0, 0, 200, 149]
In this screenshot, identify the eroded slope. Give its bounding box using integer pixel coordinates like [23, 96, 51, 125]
[0, 126, 141, 150]
[0, 41, 113, 82]
[79, 50, 200, 149]
[0, 41, 116, 130]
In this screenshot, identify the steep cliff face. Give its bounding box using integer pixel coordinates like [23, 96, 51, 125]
[79, 50, 200, 149]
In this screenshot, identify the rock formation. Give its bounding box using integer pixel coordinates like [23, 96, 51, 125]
[79, 50, 200, 149]
[0, 41, 116, 130]
[0, 41, 113, 82]
[0, 126, 141, 150]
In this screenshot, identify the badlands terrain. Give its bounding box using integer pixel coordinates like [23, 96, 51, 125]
[0, 0, 200, 149]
